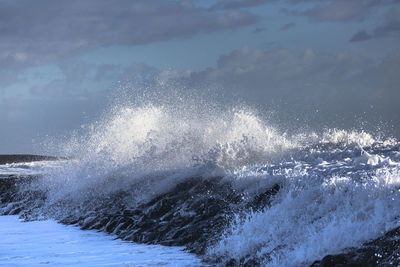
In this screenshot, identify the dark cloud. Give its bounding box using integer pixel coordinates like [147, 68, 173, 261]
[301, 0, 375, 22]
[280, 23, 295, 31]
[253, 27, 267, 33]
[283, 0, 395, 25]
[373, 20, 400, 38]
[350, 3, 400, 41]
[210, 0, 271, 11]
[190, 48, 375, 95]
[371, 4, 400, 39]
[350, 30, 372, 42]
[0, 0, 257, 74]
[2, 0, 400, 154]
[174, 47, 400, 132]
[281, 0, 400, 43]
[3, 47, 400, 153]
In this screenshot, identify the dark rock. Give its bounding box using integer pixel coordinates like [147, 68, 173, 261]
[13, 173, 400, 267]
[311, 227, 400, 267]
[0, 154, 61, 165]
[0, 175, 289, 265]
[251, 183, 280, 210]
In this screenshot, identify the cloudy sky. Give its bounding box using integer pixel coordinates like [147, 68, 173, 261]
[1, 0, 399, 154]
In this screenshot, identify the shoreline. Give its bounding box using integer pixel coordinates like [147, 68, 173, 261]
[0, 215, 202, 266]
[0, 154, 62, 165]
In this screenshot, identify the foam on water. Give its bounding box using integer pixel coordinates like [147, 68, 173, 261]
[0, 215, 202, 267]
[207, 160, 400, 266]
[3, 102, 400, 266]
[0, 160, 65, 176]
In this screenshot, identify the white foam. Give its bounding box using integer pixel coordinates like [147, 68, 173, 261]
[0, 160, 66, 176]
[207, 163, 400, 266]
[320, 129, 377, 147]
[40, 105, 390, 202]
[26, 102, 399, 265]
[0, 215, 203, 267]
[39, 105, 296, 204]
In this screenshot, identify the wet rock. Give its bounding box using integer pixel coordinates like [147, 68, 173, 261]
[0, 175, 289, 264]
[12, 174, 395, 266]
[251, 183, 280, 210]
[311, 227, 400, 267]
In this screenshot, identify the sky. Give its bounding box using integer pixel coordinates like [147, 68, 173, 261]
[0, 0, 399, 154]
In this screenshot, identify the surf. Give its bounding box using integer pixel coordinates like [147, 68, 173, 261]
[1, 102, 399, 266]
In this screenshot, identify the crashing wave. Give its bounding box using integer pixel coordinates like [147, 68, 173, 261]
[1, 104, 400, 266]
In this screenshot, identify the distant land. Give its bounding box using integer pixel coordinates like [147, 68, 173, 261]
[0, 155, 61, 165]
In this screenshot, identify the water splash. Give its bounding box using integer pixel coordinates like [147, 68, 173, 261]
[3, 100, 400, 266]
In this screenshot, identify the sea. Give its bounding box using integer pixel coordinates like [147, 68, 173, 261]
[1, 104, 400, 266]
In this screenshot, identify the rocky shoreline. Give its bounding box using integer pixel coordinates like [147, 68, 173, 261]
[0, 173, 399, 266]
[0, 154, 61, 165]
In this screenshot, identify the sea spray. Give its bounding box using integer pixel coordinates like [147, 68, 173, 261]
[207, 159, 400, 266]
[39, 104, 295, 204]
[1, 102, 399, 266]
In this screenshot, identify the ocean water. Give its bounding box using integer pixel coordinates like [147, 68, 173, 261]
[1, 104, 400, 266]
[0, 215, 202, 267]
